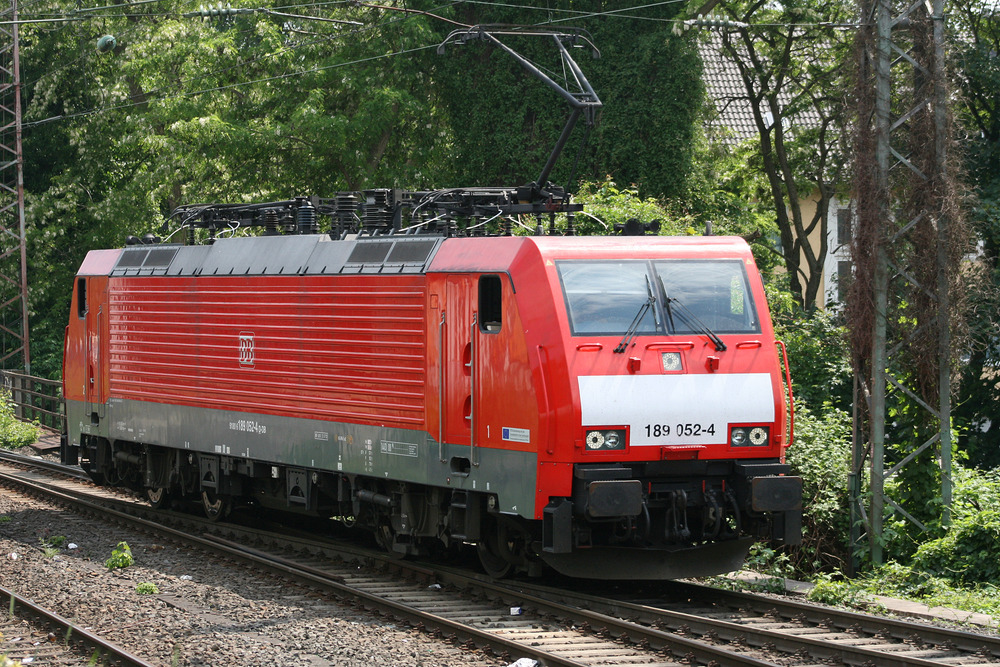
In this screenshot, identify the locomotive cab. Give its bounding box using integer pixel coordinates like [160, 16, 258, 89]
[514, 237, 801, 578]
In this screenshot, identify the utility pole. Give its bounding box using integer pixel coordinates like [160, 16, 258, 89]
[0, 0, 29, 373]
[849, 0, 954, 568]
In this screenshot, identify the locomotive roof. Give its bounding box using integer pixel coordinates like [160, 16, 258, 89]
[78, 233, 754, 278]
[96, 235, 445, 278]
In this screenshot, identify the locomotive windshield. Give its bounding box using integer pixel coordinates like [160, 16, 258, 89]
[557, 259, 760, 336]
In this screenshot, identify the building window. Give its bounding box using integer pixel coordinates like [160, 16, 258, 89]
[837, 208, 853, 247]
[837, 260, 852, 302]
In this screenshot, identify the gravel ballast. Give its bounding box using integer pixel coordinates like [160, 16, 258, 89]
[0, 489, 502, 666]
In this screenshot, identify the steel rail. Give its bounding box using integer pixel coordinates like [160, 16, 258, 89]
[204, 535, 778, 667]
[670, 581, 1000, 658]
[0, 448, 89, 480]
[482, 578, 982, 667]
[1, 468, 593, 666]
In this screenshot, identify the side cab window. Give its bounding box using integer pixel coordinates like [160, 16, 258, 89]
[77, 278, 88, 319]
[479, 275, 502, 333]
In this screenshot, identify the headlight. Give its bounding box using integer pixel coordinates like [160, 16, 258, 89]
[586, 431, 605, 449]
[730, 425, 770, 447]
[584, 429, 627, 451]
[661, 352, 682, 372]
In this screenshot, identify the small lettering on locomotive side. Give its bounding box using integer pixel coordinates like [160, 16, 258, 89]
[229, 419, 267, 435]
[380, 440, 418, 458]
[502, 427, 531, 443]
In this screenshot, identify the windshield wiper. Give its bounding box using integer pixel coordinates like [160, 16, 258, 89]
[657, 276, 727, 352]
[614, 276, 657, 353]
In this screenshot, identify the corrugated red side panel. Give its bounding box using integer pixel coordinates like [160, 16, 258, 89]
[107, 274, 428, 428]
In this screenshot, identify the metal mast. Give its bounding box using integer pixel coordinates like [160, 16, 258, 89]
[850, 0, 954, 566]
[0, 0, 29, 373]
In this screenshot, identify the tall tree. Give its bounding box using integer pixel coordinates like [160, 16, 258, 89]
[680, 0, 852, 309]
[950, 0, 1000, 468]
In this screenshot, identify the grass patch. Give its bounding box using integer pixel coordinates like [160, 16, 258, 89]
[851, 562, 1000, 619]
[0, 389, 38, 449]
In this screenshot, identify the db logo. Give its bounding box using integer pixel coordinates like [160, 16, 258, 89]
[239, 333, 255, 368]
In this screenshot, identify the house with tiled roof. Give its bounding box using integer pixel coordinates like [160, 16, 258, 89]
[698, 32, 851, 306]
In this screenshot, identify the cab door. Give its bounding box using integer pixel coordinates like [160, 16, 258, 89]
[442, 275, 474, 450]
[84, 276, 109, 419]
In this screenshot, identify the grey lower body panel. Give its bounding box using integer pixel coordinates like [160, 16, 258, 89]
[66, 397, 537, 516]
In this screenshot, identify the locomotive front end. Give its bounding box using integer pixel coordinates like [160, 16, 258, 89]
[533, 237, 802, 579]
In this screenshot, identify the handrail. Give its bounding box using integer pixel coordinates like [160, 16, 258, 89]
[438, 311, 447, 462]
[469, 313, 479, 466]
[775, 340, 795, 448]
[537, 345, 554, 455]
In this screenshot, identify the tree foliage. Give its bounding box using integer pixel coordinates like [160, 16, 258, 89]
[15, 1, 726, 378]
[772, 307, 852, 411]
[430, 1, 703, 198]
[681, 0, 852, 310]
[951, 0, 1000, 469]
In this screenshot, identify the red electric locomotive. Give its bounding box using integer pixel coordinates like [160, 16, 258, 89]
[61, 190, 801, 579]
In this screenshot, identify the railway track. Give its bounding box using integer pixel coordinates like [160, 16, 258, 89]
[2, 451, 998, 667]
[0, 584, 157, 666]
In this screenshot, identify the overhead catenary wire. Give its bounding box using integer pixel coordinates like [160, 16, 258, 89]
[17, 0, 864, 132]
[21, 41, 440, 128]
[19, 0, 443, 92]
[21, 0, 368, 90]
[20, 0, 460, 127]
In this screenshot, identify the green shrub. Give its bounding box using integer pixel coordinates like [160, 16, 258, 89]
[783, 402, 852, 575]
[104, 541, 134, 570]
[910, 510, 1000, 585]
[772, 308, 852, 412]
[743, 543, 794, 593]
[0, 389, 38, 449]
[850, 561, 1000, 618]
[136, 582, 159, 595]
[896, 467, 1000, 586]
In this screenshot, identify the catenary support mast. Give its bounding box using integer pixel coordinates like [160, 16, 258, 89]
[849, 0, 955, 568]
[0, 0, 29, 373]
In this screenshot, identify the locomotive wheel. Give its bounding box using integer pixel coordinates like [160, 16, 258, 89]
[201, 490, 231, 521]
[477, 519, 522, 579]
[146, 486, 170, 509]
